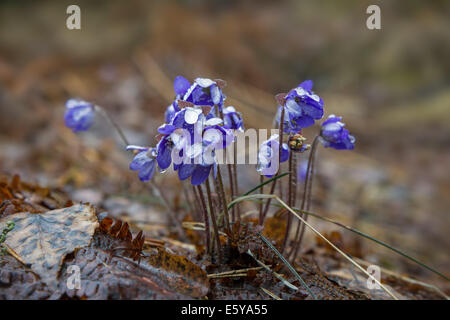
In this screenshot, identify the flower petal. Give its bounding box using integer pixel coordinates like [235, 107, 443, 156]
[157, 138, 172, 170]
[158, 124, 176, 135]
[178, 163, 196, 180]
[130, 151, 151, 171]
[174, 76, 191, 96]
[298, 80, 313, 92]
[184, 108, 202, 124]
[138, 160, 156, 181]
[190, 165, 212, 185]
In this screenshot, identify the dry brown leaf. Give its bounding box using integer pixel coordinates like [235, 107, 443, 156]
[0, 204, 98, 283]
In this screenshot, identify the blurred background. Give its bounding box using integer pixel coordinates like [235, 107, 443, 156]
[0, 0, 449, 286]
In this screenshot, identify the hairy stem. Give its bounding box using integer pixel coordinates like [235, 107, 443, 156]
[281, 151, 294, 253]
[233, 148, 240, 220]
[205, 178, 223, 263]
[290, 136, 319, 262]
[216, 166, 231, 234]
[94, 105, 130, 146]
[258, 175, 264, 223]
[196, 185, 211, 255]
[261, 106, 285, 223]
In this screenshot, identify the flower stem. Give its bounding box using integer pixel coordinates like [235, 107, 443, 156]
[216, 165, 231, 234]
[261, 106, 285, 224]
[196, 185, 211, 255]
[94, 105, 129, 146]
[281, 151, 294, 253]
[290, 136, 319, 262]
[258, 175, 264, 223]
[227, 162, 236, 223]
[233, 147, 241, 220]
[205, 178, 223, 263]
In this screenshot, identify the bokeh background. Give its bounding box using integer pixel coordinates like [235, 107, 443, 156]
[0, 0, 449, 286]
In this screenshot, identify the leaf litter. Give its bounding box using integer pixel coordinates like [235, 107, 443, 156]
[0, 174, 447, 300]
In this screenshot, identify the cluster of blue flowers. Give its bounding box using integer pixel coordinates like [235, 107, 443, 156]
[256, 79, 355, 177]
[63, 77, 355, 185]
[133, 77, 241, 185]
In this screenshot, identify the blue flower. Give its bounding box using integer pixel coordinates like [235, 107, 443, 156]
[174, 119, 232, 186]
[223, 106, 244, 132]
[319, 115, 355, 150]
[127, 146, 157, 182]
[276, 80, 324, 133]
[183, 78, 225, 110]
[257, 134, 290, 177]
[156, 105, 230, 186]
[64, 99, 95, 132]
[165, 76, 191, 123]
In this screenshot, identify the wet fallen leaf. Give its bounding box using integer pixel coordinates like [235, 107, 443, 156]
[0, 203, 98, 283]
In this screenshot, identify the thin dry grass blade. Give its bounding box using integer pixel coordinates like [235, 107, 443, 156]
[261, 287, 282, 300]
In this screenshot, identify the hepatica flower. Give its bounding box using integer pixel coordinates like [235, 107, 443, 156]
[64, 99, 95, 132]
[223, 106, 244, 132]
[157, 104, 233, 185]
[127, 146, 157, 182]
[165, 101, 180, 124]
[164, 76, 191, 123]
[257, 134, 290, 177]
[277, 80, 324, 133]
[177, 120, 233, 186]
[319, 115, 355, 150]
[183, 78, 225, 110]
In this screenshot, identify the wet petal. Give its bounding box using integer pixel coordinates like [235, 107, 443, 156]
[298, 80, 313, 92]
[158, 124, 176, 135]
[174, 76, 191, 96]
[185, 108, 202, 124]
[190, 165, 212, 185]
[195, 78, 215, 88]
[157, 138, 172, 170]
[138, 160, 156, 181]
[178, 163, 196, 180]
[130, 151, 151, 171]
[210, 85, 221, 105]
